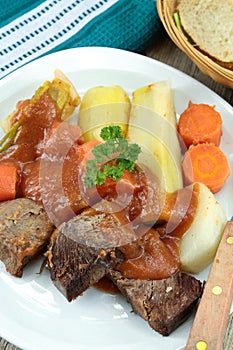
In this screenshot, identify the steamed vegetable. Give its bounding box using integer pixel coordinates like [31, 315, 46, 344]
[54, 69, 80, 119]
[182, 143, 230, 193]
[1, 70, 80, 133]
[78, 85, 130, 142]
[0, 161, 18, 201]
[0, 121, 21, 153]
[177, 102, 222, 148]
[179, 182, 227, 273]
[126, 81, 183, 193]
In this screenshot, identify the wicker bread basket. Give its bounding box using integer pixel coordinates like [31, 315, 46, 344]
[156, 0, 233, 89]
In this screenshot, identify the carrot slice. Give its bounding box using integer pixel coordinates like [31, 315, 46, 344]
[0, 162, 19, 201]
[78, 140, 101, 162]
[182, 143, 230, 193]
[178, 102, 222, 148]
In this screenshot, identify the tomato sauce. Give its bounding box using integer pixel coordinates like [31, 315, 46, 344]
[0, 92, 61, 163]
[116, 227, 179, 280]
[115, 184, 199, 280]
[0, 91, 88, 225]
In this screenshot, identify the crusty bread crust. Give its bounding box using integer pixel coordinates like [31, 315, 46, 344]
[178, 0, 233, 68]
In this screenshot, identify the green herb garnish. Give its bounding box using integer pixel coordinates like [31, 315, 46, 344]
[84, 125, 141, 188]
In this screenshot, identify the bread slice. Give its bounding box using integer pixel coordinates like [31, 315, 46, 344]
[178, 0, 233, 70]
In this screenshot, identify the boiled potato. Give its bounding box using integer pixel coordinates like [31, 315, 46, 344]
[179, 182, 227, 274]
[78, 85, 130, 141]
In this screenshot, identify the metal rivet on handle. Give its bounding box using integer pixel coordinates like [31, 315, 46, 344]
[196, 340, 207, 350]
[212, 285, 222, 295]
[227, 236, 233, 244]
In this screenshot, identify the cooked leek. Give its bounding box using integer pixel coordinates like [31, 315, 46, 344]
[0, 121, 21, 153]
[126, 81, 183, 193]
[1, 70, 80, 133]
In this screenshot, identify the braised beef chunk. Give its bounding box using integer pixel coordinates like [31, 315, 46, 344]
[46, 208, 134, 301]
[0, 198, 54, 277]
[47, 229, 123, 302]
[107, 270, 203, 336]
[46, 206, 204, 334]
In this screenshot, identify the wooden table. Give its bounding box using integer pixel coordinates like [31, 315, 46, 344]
[0, 34, 232, 350]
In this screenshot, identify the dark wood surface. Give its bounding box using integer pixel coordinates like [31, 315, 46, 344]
[0, 34, 232, 350]
[145, 34, 233, 105]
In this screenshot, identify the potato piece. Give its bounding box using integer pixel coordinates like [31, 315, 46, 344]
[78, 85, 130, 142]
[179, 182, 227, 274]
[127, 81, 183, 193]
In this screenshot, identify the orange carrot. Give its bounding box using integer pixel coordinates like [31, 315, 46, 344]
[78, 140, 101, 162]
[0, 162, 19, 201]
[178, 102, 222, 149]
[182, 143, 230, 193]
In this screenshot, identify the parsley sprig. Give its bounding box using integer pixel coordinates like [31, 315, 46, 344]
[84, 126, 141, 188]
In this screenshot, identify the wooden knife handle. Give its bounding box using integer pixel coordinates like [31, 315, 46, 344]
[186, 221, 233, 350]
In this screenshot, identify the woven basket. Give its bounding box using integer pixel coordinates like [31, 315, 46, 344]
[156, 0, 233, 89]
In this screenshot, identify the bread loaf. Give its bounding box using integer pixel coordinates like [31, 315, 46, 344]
[178, 0, 233, 70]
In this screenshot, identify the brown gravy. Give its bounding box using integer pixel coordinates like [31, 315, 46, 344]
[94, 276, 120, 294]
[116, 184, 199, 280]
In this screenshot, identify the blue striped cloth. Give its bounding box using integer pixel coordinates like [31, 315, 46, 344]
[0, 0, 163, 79]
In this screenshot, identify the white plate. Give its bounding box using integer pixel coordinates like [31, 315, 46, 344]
[0, 47, 233, 350]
